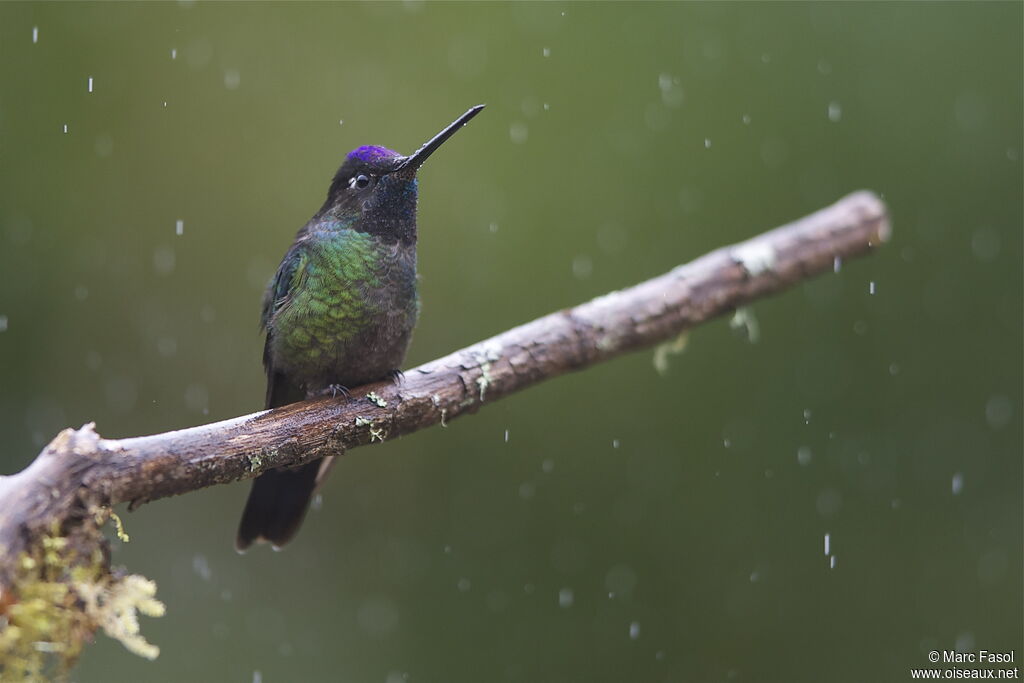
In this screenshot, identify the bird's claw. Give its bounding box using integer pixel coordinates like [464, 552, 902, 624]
[322, 384, 351, 400]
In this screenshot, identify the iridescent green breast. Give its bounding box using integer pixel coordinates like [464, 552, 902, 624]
[266, 226, 418, 389]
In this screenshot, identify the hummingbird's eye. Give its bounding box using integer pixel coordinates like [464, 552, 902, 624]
[352, 174, 371, 190]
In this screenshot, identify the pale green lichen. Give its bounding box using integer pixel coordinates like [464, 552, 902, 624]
[354, 416, 385, 442]
[653, 331, 689, 375]
[472, 343, 501, 402]
[366, 392, 387, 408]
[74, 574, 165, 660]
[0, 514, 164, 681]
[107, 511, 130, 543]
[729, 306, 760, 344]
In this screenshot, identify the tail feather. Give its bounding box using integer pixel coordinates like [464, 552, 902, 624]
[236, 461, 320, 551]
[236, 365, 320, 551]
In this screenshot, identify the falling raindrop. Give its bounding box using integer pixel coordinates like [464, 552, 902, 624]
[32, 26, 39, 44]
[509, 122, 529, 144]
[629, 622, 641, 640]
[824, 533, 831, 556]
[88, 77, 94, 93]
[952, 472, 964, 495]
[827, 101, 842, 122]
[175, 219, 184, 236]
[558, 588, 574, 608]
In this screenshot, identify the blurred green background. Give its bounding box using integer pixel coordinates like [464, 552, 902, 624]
[1, 2, 1020, 682]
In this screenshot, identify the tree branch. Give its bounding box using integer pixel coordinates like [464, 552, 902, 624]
[0, 191, 889, 586]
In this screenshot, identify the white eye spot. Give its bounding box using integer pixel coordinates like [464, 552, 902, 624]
[351, 174, 371, 189]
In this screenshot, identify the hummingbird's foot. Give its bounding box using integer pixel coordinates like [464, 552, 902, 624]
[321, 384, 351, 400]
[387, 369, 405, 385]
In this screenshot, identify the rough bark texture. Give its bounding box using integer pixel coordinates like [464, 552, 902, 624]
[0, 191, 890, 586]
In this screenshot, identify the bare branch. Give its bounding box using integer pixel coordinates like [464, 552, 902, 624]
[0, 191, 890, 585]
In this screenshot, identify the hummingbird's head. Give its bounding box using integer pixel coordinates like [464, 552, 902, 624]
[318, 105, 485, 245]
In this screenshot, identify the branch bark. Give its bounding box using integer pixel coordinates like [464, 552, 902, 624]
[0, 191, 890, 585]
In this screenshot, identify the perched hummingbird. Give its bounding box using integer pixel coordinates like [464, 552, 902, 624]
[236, 105, 485, 551]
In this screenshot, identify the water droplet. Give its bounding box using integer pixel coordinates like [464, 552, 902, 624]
[742, 114, 752, 125]
[985, 395, 1012, 429]
[817, 489, 842, 517]
[175, 219, 184, 236]
[489, 221, 499, 233]
[518, 481, 535, 499]
[32, 26, 38, 44]
[971, 227, 1000, 261]
[338, 119, 344, 126]
[889, 362, 900, 376]
[171, 48, 177, 60]
[224, 69, 241, 90]
[761, 53, 771, 63]
[749, 571, 760, 582]
[457, 577, 471, 592]
[541, 459, 554, 473]
[572, 254, 592, 279]
[192, 554, 212, 581]
[612, 439, 620, 449]
[723, 438, 731, 448]
[827, 101, 842, 122]
[824, 532, 831, 556]
[543, 102, 550, 111]
[628, 621, 640, 640]
[504, 428, 509, 442]
[88, 77, 94, 93]
[951, 472, 964, 496]
[803, 408, 812, 423]
[558, 588, 574, 607]
[509, 121, 528, 144]
[869, 281, 876, 295]
[0, 315, 8, 332]
[833, 256, 842, 272]
[829, 555, 836, 569]
[542, 47, 551, 57]
[153, 245, 176, 275]
[62, 124, 68, 134]
[797, 446, 812, 466]
[704, 138, 712, 149]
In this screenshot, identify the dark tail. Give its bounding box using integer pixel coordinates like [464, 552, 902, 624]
[236, 368, 323, 552]
[236, 460, 322, 551]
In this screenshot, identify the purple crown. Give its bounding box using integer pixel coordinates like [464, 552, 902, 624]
[347, 145, 401, 162]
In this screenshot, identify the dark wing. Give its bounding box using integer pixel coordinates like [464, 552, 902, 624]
[260, 245, 307, 409]
[238, 243, 316, 551]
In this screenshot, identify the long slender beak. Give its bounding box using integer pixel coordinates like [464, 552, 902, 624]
[393, 104, 485, 177]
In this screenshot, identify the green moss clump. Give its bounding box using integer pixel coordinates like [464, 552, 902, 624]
[0, 513, 165, 681]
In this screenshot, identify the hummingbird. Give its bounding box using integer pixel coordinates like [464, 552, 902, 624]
[236, 105, 485, 551]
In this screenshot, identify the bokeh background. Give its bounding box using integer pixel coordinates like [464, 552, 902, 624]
[0, 3, 1020, 682]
